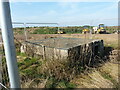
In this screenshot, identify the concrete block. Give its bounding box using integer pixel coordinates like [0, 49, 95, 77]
[21, 37, 104, 65]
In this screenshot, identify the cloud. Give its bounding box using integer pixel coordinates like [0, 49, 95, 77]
[8, 1, 118, 26]
[57, 2, 118, 26]
[8, 0, 119, 2]
[89, 2, 118, 19]
[22, 2, 117, 26]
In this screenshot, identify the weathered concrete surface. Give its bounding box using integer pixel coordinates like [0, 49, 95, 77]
[21, 37, 104, 65]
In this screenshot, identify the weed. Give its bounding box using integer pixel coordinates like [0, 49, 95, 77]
[101, 72, 113, 81]
[45, 77, 77, 88]
[45, 77, 57, 88]
[17, 52, 26, 57]
[66, 82, 77, 88]
[56, 81, 67, 88]
[100, 72, 119, 89]
[104, 43, 118, 49]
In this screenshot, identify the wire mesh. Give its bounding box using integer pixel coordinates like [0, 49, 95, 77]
[0, 32, 9, 89]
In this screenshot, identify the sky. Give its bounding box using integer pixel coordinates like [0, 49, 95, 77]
[0, 1, 119, 27]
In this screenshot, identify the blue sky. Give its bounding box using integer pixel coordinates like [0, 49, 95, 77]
[9, 2, 118, 26]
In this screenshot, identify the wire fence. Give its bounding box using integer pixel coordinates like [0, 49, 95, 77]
[0, 33, 9, 90]
[0, 18, 118, 88]
[11, 18, 119, 42]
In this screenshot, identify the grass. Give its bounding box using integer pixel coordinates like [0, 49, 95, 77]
[45, 77, 77, 88]
[15, 33, 118, 88]
[104, 43, 118, 49]
[32, 29, 57, 34]
[91, 34, 118, 49]
[65, 82, 77, 88]
[13, 28, 24, 34]
[17, 52, 26, 57]
[30, 27, 83, 34]
[56, 81, 77, 88]
[100, 72, 119, 89]
[18, 57, 42, 70]
[100, 72, 113, 81]
[17, 53, 42, 78]
[17, 52, 77, 88]
[16, 43, 117, 88]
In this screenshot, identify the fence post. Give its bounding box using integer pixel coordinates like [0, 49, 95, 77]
[0, 0, 20, 88]
[24, 23, 27, 41]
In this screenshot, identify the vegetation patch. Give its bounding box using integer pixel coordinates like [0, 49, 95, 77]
[100, 71, 119, 89]
[17, 52, 79, 88]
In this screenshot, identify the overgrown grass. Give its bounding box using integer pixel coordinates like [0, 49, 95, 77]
[17, 52, 77, 88]
[92, 36, 118, 49]
[1, 57, 9, 87]
[104, 43, 118, 49]
[100, 72, 119, 89]
[17, 52, 26, 57]
[45, 77, 76, 88]
[16, 36, 118, 88]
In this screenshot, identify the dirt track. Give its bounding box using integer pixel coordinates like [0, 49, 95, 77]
[15, 33, 118, 41]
